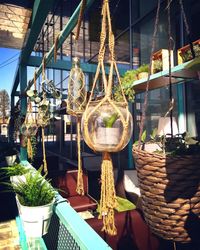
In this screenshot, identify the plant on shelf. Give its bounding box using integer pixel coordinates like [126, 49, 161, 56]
[136, 64, 149, 79]
[153, 58, 163, 73]
[180, 44, 200, 63]
[4, 145, 19, 166]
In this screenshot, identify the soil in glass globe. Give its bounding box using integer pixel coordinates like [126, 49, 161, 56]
[82, 102, 133, 152]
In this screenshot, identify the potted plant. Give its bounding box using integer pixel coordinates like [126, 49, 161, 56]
[0, 162, 31, 184]
[4, 146, 19, 166]
[8, 169, 56, 237]
[152, 58, 163, 73]
[179, 44, 200, 63]
[136, 64, 149, 79]
[132, 131, 200, 242]
[96, 112, 120, 145]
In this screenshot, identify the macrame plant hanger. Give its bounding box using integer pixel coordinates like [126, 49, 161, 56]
[37, 57, 49, 173]
[65, 0, 87, 195]
[21, 71, 38, 160]
[21, 99, 38, 160]
[82, 0, 133, 235]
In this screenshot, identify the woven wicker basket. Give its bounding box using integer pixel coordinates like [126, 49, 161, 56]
[132, 145, 200, 242]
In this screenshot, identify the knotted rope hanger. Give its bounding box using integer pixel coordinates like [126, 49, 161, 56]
[82, 0, 132, 236]
[66, 0, 87, 195]
[41, 56, 48, 173]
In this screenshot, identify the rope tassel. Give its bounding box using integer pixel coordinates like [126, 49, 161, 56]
[27, 138, 33, 160]
[99, 152, 117, 236]
[76, 117, 84, 195]
[42, 127, 48, 173]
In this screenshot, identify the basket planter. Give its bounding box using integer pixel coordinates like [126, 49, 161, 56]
[95, 127, 120, 145]
[132, 145, 200, 242]
[16, 196, 54, 238]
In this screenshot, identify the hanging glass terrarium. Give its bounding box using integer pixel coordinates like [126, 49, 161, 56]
[82, 101, 132, 152]
[82, 0, 133, 236]
[67, 57, 86, 116]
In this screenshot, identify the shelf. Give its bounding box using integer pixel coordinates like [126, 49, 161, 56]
[131, 59, 200, 93]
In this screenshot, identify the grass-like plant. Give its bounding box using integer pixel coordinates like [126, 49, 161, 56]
[11, 169, 56, 207]
[0, 163, 29, 179]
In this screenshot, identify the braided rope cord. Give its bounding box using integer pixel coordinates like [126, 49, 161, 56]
[41, 56, 48, 173]
[138, 0, 161, 148]
[178, 0, 195, 59]
[76, 117, 84, 195]
[75, 0, 86, 41]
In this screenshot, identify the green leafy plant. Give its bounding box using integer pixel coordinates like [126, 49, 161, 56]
[153, 59, 163, 73]
[0, 163, 30, 178]
[114, 70, 136, 102]
[3, 168, 56, 207]
[103, 113, 119, 128]
[180, 44, 200, 63]
[136, 64, 149, 74]
[135, 129, 200, 156]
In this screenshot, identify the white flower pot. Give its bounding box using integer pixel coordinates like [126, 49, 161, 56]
[5, 154, 17, 166]
[96, 127, 120, 145]
[10, 175, 26, 185]
[16, 197, 54, 238]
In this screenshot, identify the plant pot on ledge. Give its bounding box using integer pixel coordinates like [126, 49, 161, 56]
[11, 168, 56, 237]
[5, 147, 19, 166]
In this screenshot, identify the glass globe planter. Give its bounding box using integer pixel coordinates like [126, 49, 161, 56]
[20, 123, 38, 138]
[82, 101, 133, 152]
[67, 57, 86, 116]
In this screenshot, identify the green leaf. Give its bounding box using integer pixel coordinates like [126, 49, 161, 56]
[141, 130, 147, 143]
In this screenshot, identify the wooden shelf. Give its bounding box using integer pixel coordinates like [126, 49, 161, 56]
[131, 59, 199, 93]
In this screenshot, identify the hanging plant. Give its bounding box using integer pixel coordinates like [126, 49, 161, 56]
[66, 56, 87, 195]
[82, 0, 133, 235]
[65, 0, 87, 196]
[20, 100, 38, 160]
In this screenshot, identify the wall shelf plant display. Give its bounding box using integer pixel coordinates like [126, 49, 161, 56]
[177, 38, 200, 64]
[82, 0, 133, 235]
[152, 49, 174, 74]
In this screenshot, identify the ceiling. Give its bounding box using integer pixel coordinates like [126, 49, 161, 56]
[0, 1, 33, 49]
